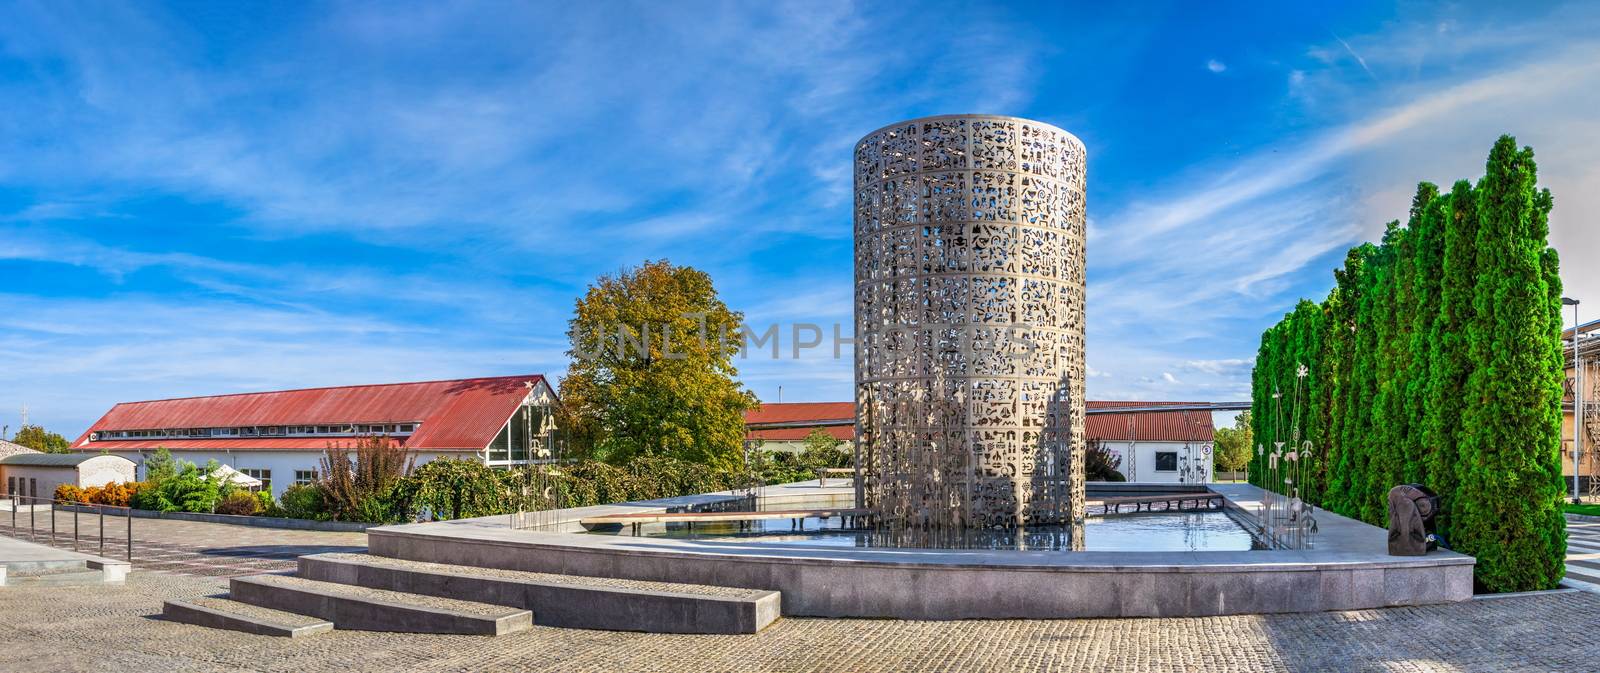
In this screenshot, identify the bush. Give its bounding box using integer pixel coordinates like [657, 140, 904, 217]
[320, 436, 414, 522]
[277, 484, 330, 521]
[215, 490, 263, 516]
[132, 460, 223, 513]
[1085, 440, 1126, 482]
[53, 482, 148, 506]
[388, 459, 512, 521]
[54, 484, 85, 503]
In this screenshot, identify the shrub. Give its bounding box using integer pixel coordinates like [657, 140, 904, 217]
[320, 436, 414, 522]
[389, 459, 513, 521]
[1085, 440, 1126, 482]
[215, 490, 263, 516]
[54, 484, 85, 503]
[277, 484, 330, 521]
[132, 460, 224, 512]
[90, 481, 145, 507]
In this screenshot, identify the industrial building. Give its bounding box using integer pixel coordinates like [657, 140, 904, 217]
[72, 375, 557, 499]
[745, 400, 1220, 483]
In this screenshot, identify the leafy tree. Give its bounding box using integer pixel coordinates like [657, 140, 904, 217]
[560, 260, 758, 471]
[12, 424, 70, 453]
[142, 447, 178, 483]
[1213, 411, 1253, 475]
[801, 427, 844, 454]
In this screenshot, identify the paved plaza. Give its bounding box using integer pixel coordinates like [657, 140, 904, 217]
[4, 517, 1600, 670]
[0, 569, 1597, 672]
[0, 513, 365, 577]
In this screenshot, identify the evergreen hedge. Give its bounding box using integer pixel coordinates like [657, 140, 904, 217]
[1248, 137, 1567, 592]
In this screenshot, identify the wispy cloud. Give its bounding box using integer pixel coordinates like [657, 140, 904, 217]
[1087, 19, 1600, 400]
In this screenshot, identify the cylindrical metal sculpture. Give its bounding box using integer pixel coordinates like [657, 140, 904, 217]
[854, 114, 1087, 532]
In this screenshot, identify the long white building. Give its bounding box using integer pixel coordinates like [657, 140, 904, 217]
[72, 375, 557, 499]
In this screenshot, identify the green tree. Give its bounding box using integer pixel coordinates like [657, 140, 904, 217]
[1248, 137, 1566, 591]
[1425, 180, 1479, 543]
[142, 447, 178, 483]
[1213, 411, 1253, 476]
[801, 427, 844, 454]
[12, 424, 70, 453]
[560, 260, 758, 471]
[1404, 183, 1444, 489]
[1456, 136, 1565, 592]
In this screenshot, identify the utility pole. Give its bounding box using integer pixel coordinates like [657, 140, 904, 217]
[1565, 297, 1582, 502]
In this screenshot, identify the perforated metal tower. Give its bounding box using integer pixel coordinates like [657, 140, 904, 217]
[853, 114, 1087, 530]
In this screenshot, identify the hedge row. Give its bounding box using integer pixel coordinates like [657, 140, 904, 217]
[1250, 136, 1567, 592]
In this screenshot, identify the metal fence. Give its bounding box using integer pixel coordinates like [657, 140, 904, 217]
[2, 493, 133, 561]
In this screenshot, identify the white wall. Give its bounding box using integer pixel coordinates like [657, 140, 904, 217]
[124, 450, 475, 499]
[77, 455, 136, 488]
[1099, 440, 1214, 484]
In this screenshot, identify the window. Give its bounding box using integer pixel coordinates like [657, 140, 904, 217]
[29, 478, 37, 499]
[5, 477, 12, 496]
[293, 470, 317, 486]
[399, 424, 414, 433]
[1155, 451, 1178, 472]
[241, 469, 272, 493]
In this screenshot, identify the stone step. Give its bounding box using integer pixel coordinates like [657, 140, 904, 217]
[229, 573, 532, 636]
[163, 596, 334, 638]
[299, 552, 780, 634]
[4, 569, 109, 587]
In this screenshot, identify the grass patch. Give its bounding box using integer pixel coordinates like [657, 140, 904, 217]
[1564, 503, 1600, 517]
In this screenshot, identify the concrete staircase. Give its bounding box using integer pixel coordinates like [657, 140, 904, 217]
[299, 552, 780, 634]
[162, 554, 780, 637]
[163, 574, 531, 637]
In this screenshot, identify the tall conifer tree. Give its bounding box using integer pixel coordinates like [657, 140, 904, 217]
[1454, 137, 1565, 591]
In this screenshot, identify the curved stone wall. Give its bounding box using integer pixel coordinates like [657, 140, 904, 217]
[853, 114, 1088, 529]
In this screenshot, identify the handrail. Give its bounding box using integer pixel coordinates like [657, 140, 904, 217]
[2, 492, 133, 561]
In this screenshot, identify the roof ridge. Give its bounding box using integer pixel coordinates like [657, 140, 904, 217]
[111, 374, 546, 406]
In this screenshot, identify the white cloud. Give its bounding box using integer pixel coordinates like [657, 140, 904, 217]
[1182, 359, 1255, 376]
[1207, 59, 1226, 73]
[1087, 14, 1600, 402]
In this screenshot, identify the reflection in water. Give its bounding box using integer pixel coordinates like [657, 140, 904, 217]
[591, 511, 1267, 552]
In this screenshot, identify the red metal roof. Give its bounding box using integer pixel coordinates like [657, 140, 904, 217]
[744, 402, 855, 426]
[74, 375, 546, 452]
[1085, 401, 1216, 443]
[743, 401, 1216, 443]
[748, 426, 854, 442]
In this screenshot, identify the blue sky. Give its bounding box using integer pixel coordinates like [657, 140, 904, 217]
[3, 1, 1598, 438]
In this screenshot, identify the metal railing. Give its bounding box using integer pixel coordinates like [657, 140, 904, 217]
[2, 493, 132, 561]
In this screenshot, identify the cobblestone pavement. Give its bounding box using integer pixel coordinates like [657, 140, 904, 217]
[0, 513, 364, 577]
[2, 572, 1599, 673]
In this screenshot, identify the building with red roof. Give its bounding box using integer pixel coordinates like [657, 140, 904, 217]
[745, 400, 1222, 483]
[73, 375, 556, 497]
